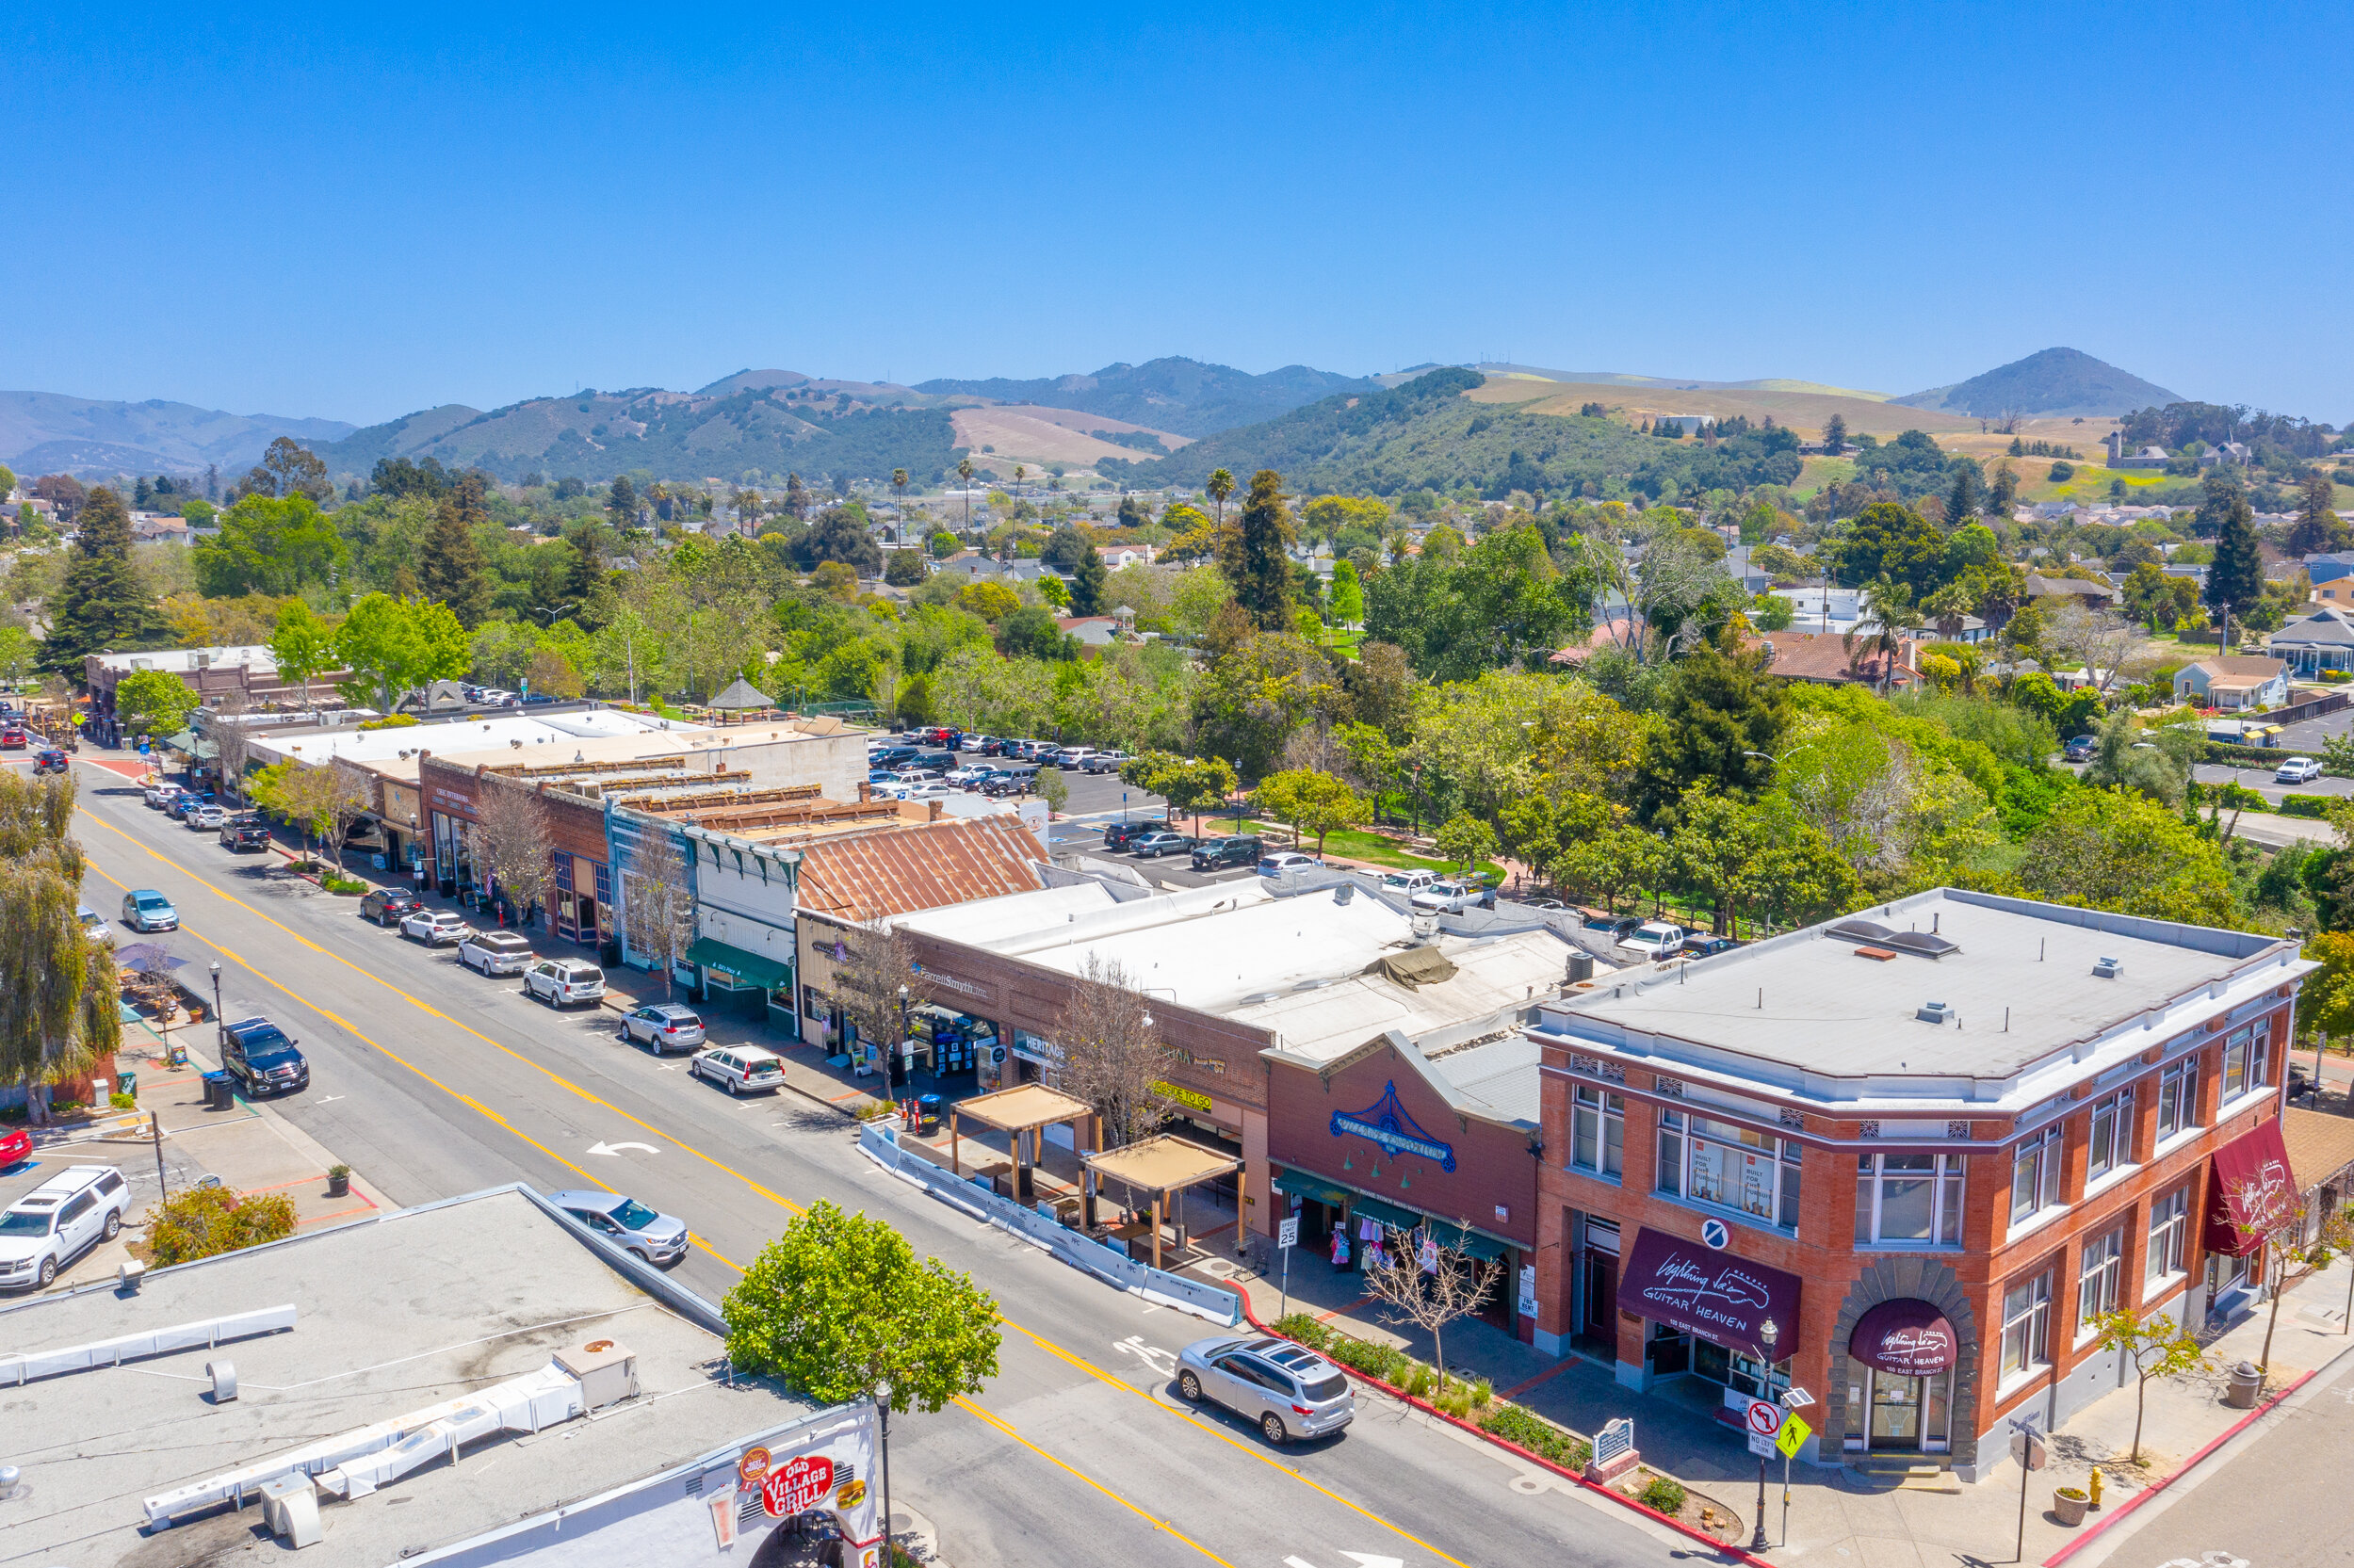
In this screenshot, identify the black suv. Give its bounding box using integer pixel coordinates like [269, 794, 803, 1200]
[221, 1017, 310, 1096]
[219, 816, 271, 851]
[1191, 834, 1263, 871]
[361, 887, 426, 927]
[1099, 821, 1151, 851]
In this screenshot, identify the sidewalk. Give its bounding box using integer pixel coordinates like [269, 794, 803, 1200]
[593, 974, 896, 1123]
[1201, 1237, 2354, 1564]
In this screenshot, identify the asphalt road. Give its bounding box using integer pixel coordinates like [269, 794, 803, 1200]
[55, 754, 1697, 1568]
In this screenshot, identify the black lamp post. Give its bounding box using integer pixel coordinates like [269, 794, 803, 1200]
[209, 961, 224, 1048]
[875, 1380, 896, 1566]
[1750, 1317, 1779, 1553]
[895, 983, 910, 1097]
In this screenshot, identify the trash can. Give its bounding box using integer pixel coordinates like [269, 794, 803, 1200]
[201, 1071, 235, 1111]
[116, 1070, 137, 1100]
[2226, 1359, 2264, 1409]
[917, 1093, 943, 1134]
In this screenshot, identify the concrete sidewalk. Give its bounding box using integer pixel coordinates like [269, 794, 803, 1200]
[593, 975, 898, 1123]
[1202, 1235, 2354, 1564]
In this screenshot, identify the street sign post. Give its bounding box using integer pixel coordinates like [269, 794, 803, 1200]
[1276, 1215, 1299, 1317]
[2008, 1409, 2049, 1562]
[1746, 1431, 1777, 1458]
[1745, 1398, 1783, 1436]
[1774, 1413, 1811, 1545]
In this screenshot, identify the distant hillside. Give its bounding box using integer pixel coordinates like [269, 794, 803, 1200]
[915, 357, 1377, 438]
[1464, 379, 1977, 441]
[1098, 367, 1809, 499]
[317, 385, 965, 486]
[0, 391, 355, 476]
[1894, 348, 2182, 418]
[1378, 363, 1895, 400]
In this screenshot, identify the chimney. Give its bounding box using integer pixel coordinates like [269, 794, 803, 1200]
[928, 800, 944, 822]
[857, 782, 871, 802]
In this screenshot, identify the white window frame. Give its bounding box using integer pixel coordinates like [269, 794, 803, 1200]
[1656, 1109, 1803, 1234]
[2000, 1269, 2054, 1383]
[2145, 1184, 2191, 1293]
[2077, 1225, 2125, 1337]
[2009, 1124, 2063, 1227]
[2088, 1087, 2135, 1182]
[1571, 1085, 1625, 1180]
[2155, 1058, 2198, 1142]
[2222, 1022, 2271, 1107]
[1853, 1151, 1967, 1248]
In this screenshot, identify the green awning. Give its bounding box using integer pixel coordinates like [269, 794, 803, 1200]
[1345, 1193, 1422, 1232]
[684, 937, 791, 991]
[1271, 1168, 1347, 1205]
[1280, 1170, 1514, 1258]
[160, 730, 219, 758]
[1423, 1218, 1511, 1260]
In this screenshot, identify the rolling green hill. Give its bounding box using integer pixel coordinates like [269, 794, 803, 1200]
[916, 357, 1377, 438]
[1895, 348, 2182, 418]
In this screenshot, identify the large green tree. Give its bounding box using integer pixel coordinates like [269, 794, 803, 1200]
[1634, 638, 1790, 818]
[113, 668, 198, 739]
[0, 771, 119, 1121]
[2203, 493, 2265, 636]
[334, 592, 472, 711]
[2019, 788, 2234, 926]
[722, 1200, 1000, 1412]
[1821, 502, 1949, 594]
[267, 600, 336, 710]
[192, 493, 349, 597]
[418, 480, 495, 627]
[41, 485, 163, 666]
[1222, 469, 1296, 631]
[1068, 541, 1110, 616]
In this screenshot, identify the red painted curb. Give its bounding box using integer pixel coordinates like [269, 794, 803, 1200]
[2040, 1367, 2318, 1567]
[1239, 1298, 1764, 1564]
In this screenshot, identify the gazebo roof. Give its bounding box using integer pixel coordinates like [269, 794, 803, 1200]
[952, 1082, 1094, 1134]
[706, 676, 775, 711]
[1081, 1134, 1241, 1195]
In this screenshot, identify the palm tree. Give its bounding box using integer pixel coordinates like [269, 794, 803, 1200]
[891, 468, 910, 544]
[1206, 468, 1235, 527]
[1920, 579, 1977, 642]
[1844, 577, 1918, 693]
[957, 456, 976, 535]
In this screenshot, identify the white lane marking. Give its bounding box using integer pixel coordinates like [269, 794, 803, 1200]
[586, 1140, 661, 1156]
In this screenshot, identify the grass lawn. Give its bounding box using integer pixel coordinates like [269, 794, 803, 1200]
[1239, 819, 1502, 880]
[1309, 625, 1366, 657]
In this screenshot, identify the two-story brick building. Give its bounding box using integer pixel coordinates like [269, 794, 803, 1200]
[1530, 888, 2308, 1479]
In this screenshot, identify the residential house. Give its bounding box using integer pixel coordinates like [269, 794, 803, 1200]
[2199, 442, 2253, 468]
[1056, 615, 1121, 647]
[2266, 606, 2354, 674]
[1750, 629, 1919, 689]
[2021, 573, 2123, 611]
[2173, 655, 2291, 712]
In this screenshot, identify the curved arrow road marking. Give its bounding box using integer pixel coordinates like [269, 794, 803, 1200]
[587, 1140, 660, 1156]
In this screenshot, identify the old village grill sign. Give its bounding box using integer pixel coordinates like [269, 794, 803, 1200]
[1615, 1226, 1802, 1361]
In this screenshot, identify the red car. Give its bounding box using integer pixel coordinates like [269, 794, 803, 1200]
[0, 1123, 31, 1169]
[0, 727, 26, 751]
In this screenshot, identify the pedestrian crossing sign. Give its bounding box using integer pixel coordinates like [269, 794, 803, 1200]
[1775, 1414, 1810, 1458]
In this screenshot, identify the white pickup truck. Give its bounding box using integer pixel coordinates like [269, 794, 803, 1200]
[1615, 921, 1689, 962]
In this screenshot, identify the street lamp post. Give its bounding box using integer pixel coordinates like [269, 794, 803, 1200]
[209, 961, 224, 1049]
[875, 1381, 896, 1568]
[895, 983, 911, 1104]
[1750, 1317, 1779, 1554]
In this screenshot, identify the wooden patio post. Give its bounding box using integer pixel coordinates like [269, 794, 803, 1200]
[1151, 1195, 1163, 1271]
[950, 1109, 960, 1177]
[1081, 1115, 1100, 1230]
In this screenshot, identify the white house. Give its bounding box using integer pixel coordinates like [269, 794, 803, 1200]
[2174, 655, 2291, 712]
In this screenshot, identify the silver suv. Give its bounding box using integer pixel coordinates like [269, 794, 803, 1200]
[525, 959, 606, 1008]
[0, 1166, 130, 1290]
[1175, 1334, 1355, 1445]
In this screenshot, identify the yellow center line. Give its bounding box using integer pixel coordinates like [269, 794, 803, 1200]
[76, 798, 1469, 1564]
[950, 1396, 1240, 1568]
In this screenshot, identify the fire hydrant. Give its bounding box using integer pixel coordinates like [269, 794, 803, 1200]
[2087, 1468, 2103, 1509]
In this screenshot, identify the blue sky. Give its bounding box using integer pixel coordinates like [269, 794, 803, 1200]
[5, 4, 2348, 427]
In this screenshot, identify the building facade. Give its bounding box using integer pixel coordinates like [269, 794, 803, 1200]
[1530, 889, 2307, 1479]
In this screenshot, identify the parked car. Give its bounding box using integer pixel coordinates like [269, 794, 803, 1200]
[869, 746, 919, 769]
[32, 747, 68, 775]
[400, 908, 472, 946]
[165, 792, 210, 820]
[219, 816, 272, 851]
[525, 958, 606, 1008]
[1258, 851, 1320, 877]
[1099, 820, 1149, 851]
[1379, 868, 1437, 896]
[892, 765, 945, 784]
[945, 764, 994, 785]
[0, 724, 25, 750]
[1053, 746, 1098, 769]
[221, 1017, 310, 1096]
[1128, 830, 1192, 858]
[75, 904, 112, 944]
[2061, 734, 2099, 764]
[690, 1044, 787, 1094]
[1518, 896, 1567, 912]
[1680, 934, 1740, 959]
[361, 887, 426, 927]
[142, 782, 182, 808]
[960, 733, 997, 753]
[900, 782, 952, 801]
[0, 1123, 31, 1171]
[548, 1189, 689, 1267]
[1175, 1334, 1355, 1446]
[187, 804, 228, 831]
[1192, 834, 1263, 871]
[520, 691, 559, 705]
[1081, 749, 1130, 775]
[976, 736, 1012, 756]
[458, 929, 535, 975]
[621, 1002, 707, 1053]
[475, 687, 516, 706]
[0, 1166, 130, 1289]
[1410, 879, 1482, 914]
[119, 889, 178, 932]
[2276, 756, 2325, 784]
[978, 770, 1032, 798]
[1580, 912, 1640, 941]
[1616, 921, 1690, 962]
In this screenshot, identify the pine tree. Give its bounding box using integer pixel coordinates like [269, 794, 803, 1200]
[2205, 494, 2265, 638]
[418, 494, 493, 627]
[1822, 413, 1846, 452]
[1947, 466, 1980, 528]
[1222, 469, 1296, 632]
[41, 486, 162, 665]
[608, 475, 639, 530]
[1069, 542, 1109, 616]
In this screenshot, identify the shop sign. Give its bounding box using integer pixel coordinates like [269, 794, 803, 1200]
[737, 1446, 772, 1490]
[761, 1454, 836, 1517]
[1329, 1081, 1457, 1172]
[1594, 1417, 1635, 1467]
[1153, 1079, 1213, 1114]
[1012, 1029, 1063, 1068]
[913, 964, 992, 1003]
[1848, 1299, 1957, 1375]
[2203, 1115, 2297, 1256]
[1615, 1226, 1801, 1362]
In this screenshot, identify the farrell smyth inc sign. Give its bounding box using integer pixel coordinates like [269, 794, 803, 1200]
[1330, 1081, 1456, 1172]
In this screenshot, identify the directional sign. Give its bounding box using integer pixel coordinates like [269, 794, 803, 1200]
[587, 1140, 660, 1156]
[1277, 1216, 1300, 1250]
[2010, 1430, 2048, 1470]
[760, 1454, 836, 1517]
[1776, 1414, 1811, 1458]
[1745, 1398, 1784, 1436]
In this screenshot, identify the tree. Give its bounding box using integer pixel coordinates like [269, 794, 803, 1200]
[1820, 413, 1846, 453]
[334, 592, 471, 712]
[255, 761, 371, 865]
[192, 493, 349, 597]
[1222, 469, 1296, 631]
[1205, 468, 1235, 527]
[2019, 788, 2234, 925]
[795, 507, 884, 574]
[831, 922, 927, 1065]
[1329, 559, 1364, 626]
[418, 491, 494, 627]
[113, 668, 197, 739]
[1030, 764, 1071, 816]
[239, 437, 330, 502]
[210, 687, 257, 803]
[1253, 768, 1366, 855]
[2287, 472, 2347, 557]
[267, 599, 335, 712]
[1361, 1225, 1502, 1397]
[1634, 638, 1790, 818]
[608, 475, 640, 530]
[956, 456, 976, 531]
[621, 820, 693, 998]
[722, 1200, 1001, 1411]
[1435, 812, 1497, 873]
[1820, 502, 1949, 594]
[1124, 751, 1238, 836]
[467, 776, 558, 924]
[2205, 493, 2265, 642]
[1052, 954, 1170, 1150]
[1842, 577, 1917, 694]
[41, 485, 164, 666]
[884, 548, 930, 587]
[2088, 1310, 2209, 1463]
[0, 770, 117, 1123]
[953, 580, 1022, 622]
[144, 1184, 298, 1266]
[0, 626, 38, 687]
[1069, 541, 1110, 616]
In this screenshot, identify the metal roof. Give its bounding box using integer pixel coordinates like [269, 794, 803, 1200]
[797, 816, 1048, 921]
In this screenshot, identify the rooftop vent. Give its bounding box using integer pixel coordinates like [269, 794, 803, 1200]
[1333, 882, 1355, 905]
[1916, 1000, 1955, 1025]
[2093, 956, 2123, 978]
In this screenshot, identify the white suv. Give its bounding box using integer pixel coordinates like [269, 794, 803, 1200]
[0, 1166, 130, 1290]
[1616, 921, 1690, 962]
[525, 959, 606, 1008]
[459, 929, 534, 975]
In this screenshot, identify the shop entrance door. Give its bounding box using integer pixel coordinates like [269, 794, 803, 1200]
[1865, 1367, 1952, 1451]
[1581, 1253, 1616, 1344]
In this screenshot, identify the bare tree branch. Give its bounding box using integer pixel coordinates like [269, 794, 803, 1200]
[621, 821, 694, 1000]
[466, 776, 557, 925]
[1359, 1224, 1502, 1393]
[1051, 954, 1171, 1150]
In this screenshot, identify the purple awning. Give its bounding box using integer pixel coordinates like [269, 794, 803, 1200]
[1615, 1225, 1802, 1361]
[1849, 1299, 1957, 1375]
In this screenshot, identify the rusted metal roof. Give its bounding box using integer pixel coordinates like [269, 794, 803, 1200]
[797, 816, 1048, 922]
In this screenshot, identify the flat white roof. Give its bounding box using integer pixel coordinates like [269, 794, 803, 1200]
[95, 644, 275, 673]
[250, 707, 697, 767]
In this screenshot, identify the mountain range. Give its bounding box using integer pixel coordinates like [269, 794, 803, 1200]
[0, 391, 353, 477]
[1893, 347, 2182, 418]
[913, 358, 1380, 438]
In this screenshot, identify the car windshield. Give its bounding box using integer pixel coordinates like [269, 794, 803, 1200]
[609, 1199, 661, 1230]
[248, 1049, 301, 1070]
[78, 911, 102, 926]
[0, 1209, 57, 1236]
[137, 896, 170, 910]
[237, 1026, 293, 1052]
[1381, 873, 1421, 887]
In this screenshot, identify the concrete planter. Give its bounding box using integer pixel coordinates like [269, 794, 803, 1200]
[2052, 1487, 2088, 1528]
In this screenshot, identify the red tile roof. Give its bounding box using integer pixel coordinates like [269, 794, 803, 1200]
[797, 815, 1048, 922]
[1748, 629, 1918, 687]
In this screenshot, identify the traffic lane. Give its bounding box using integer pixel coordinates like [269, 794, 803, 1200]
[2091, 1352, 2354, 1568]
[2190, 763, 2354, 798]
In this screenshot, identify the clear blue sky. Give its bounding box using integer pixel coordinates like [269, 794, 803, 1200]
[5, 4, 2348, 427]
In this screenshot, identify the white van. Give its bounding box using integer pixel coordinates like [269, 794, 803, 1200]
[0, 1165, 130, 1290]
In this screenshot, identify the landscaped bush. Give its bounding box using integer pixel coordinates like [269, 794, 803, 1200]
[1474, 1401, 1592, 1468]
[2323, 670, 2352, 684]
[2278, 794, 2336, 819]
[1274, 1313, 1333, 1348]
[146, 1186, 297, 1266]
[1637, 1475, 1688, 1514]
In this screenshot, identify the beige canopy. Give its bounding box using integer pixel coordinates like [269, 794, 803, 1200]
[949, 1082, 1099, 1219]
[1081, 1134, 1245, 1270]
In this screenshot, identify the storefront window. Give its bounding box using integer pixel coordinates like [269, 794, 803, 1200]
[2156, 1058, 2197, 1140]
[2222, 1022, 2270, 1103]
[1655, 1110, 1802, 1233]
[2000, 1269, 2052, 1380]
[2146, 1185, 2190, 1284]
[2088, 1088, 2135, 1179]
[2009, 1124, 2062, 1225]
[1854, 1152, 1965, 1246]
[1571, 1086, 1624, 1178]
[2078, 1225, 2124, 1333]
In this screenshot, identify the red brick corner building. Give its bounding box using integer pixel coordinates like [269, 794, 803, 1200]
[1531, 888, 2309, 1479]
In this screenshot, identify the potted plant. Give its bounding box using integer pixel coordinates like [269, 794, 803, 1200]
[2053, 1485, 2089, 1527]
[326, 1164, 350, 1198]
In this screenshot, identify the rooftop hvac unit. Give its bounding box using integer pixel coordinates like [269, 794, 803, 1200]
[1566, 952, 1594, 985]
[2092, 956, 2123, 978]
[554, 1339, 638, 1411]
[258, 1473, 320, 1548]
[1916, 1001, 1954, 1025]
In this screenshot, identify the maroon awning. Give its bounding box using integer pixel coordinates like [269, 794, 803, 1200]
[2203, 1116, 2298, 1258]
[1615, 1226, 1802, 1361]
[1849, 1299, 1957, 1374]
